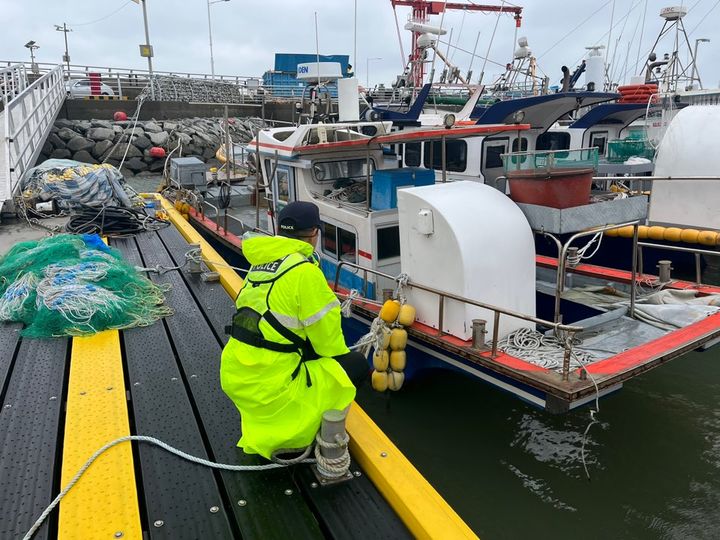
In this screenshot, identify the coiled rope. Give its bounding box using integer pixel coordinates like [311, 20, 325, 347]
[21, 434, 316, 540]
[499, 327, 598, 371]
[314, 432, 351, 478]
[566, 232, 604, 267]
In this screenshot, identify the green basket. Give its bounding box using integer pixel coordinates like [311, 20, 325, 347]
[606, 139, 655, 163]
[502, 147, 599, 173]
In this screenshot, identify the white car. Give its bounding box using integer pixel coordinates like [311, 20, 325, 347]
[65, 79, 115, 97]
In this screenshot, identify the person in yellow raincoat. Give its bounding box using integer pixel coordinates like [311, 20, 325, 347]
[220, 201, 368, 460]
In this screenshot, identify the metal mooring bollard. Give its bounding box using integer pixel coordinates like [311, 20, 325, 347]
[187, 243, 202, 273]
[314, 408, 353, 484]
[319, 409, 347, 462]
[471, 319, 487, 349]
[657, 260, 673, 283]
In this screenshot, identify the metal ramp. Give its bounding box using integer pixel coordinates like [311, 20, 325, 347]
[1, 64, 65, 213]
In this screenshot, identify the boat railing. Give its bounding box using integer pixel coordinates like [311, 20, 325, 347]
[637, 242, 720, 285]
[333, 260, 584, 380]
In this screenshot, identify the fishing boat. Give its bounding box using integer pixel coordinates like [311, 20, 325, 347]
[176, 119, 720, 414]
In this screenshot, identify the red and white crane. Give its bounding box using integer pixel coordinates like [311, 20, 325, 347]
[390, 0, 523, 87]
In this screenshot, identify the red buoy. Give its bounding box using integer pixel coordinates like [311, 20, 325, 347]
[149, 146, 166, 158]
[113, 111, 128, 121]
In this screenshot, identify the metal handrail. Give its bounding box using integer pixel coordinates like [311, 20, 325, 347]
[638, 241, 720, 285]
[3, 65, 65, 203]
[332, 260, 583, 378]
[1, 64, 27, 106]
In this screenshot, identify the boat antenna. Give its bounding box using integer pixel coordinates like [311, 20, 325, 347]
[354, 0, 357, 75]
[478, 0, 504, 85]
[391, 3, 407, 74]
[604, 0, 616, 89]
[634, 0, 649, 77]
[315, 11, 321, 88]
[466, 30, 481, 81]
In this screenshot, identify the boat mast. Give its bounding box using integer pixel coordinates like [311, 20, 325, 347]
[389, 0, 523, 89]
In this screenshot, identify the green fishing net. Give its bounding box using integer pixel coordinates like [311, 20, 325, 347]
[0, 233, 173, 337]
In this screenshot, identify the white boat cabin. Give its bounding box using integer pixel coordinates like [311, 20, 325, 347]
[252, 121, 530, 300]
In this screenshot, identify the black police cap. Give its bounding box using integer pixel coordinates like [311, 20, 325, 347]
[278, 201, 321, 233]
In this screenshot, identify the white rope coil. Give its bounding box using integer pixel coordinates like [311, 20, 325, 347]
[314, 432, 351, 479]
[500, 327, 598, 372]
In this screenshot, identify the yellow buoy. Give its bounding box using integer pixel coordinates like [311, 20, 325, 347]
[617, 226, 635, 238]
[389, 328, 408, 351]
[663, 227, 683, 242]
[379, 327, 391, 350]
[604, 227, 618, 237]
[373, 350, 389, 371]
[698, 230, 719, 246]
[637, 225, 649, 239]
[390, 350, 406, 371]
[680, 228, 700, 244]
[371, 370, 388, 392]
[388, 371, 405, 391]
[648, 226, 665, 241]
[397, 304, 416, 327]
[379, 300, 401, 323]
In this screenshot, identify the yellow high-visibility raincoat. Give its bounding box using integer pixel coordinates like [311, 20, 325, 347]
[220, 235, 356, 459]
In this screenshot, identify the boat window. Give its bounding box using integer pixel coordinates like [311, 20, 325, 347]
[536, 131, 570, 152]
[589, 131, 608, 156]
[272, 130, 294, 142]
[338, 228, 357, 262]
[321, 222, 337, 256]
[508, 137, 529, 165]
[404, 143, 421, 167]
[321, 221, 357, 263]
[277, 169, 290, 202]
[312, 159, 374, 183]
[483, 140, 507, 169]
[377, 226, 400, 260]
[422, 140, 467, 172]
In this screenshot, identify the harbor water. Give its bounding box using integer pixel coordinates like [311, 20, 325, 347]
[357, 347, 720, 539]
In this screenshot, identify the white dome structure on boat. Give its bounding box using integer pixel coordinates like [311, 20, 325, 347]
[649, 105, 720, 230]
[397, 181, 536, 342]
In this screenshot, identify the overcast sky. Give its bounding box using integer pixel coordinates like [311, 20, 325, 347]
[2, 0, 719, 89]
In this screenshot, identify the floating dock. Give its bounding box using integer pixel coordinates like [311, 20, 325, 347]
[0, 198, 476, 539]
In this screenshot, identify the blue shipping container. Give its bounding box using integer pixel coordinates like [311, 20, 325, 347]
[371, 168, 435, 210]
[274, 53, 350, 73]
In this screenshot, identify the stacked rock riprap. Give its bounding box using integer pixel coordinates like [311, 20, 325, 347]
[40, 117, 265, 176]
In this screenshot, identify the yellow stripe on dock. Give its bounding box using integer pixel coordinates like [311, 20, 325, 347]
[58, 331, 142, 540]
[157, 194, 478, 540]
[157, 195, 244, 294]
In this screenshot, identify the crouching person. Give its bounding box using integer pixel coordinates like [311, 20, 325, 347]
[221, 201, 368, 459]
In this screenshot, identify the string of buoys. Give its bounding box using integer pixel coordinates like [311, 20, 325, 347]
[173, 200, 192, 220]
[605, 224, 720, 246]
[371, 299, 416, 392]
[617, 83, 658, 104]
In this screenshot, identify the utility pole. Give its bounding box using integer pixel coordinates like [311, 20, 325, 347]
[132, 0, 155, 99]
[206, 0, 230, 80]
[54, 23, 72, 78]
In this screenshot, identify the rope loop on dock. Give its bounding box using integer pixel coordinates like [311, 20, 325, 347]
[21, 434, 315, 540]
[314, 432, 351, 479]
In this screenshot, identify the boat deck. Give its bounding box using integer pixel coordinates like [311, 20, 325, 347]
[0, 216, 440, 539]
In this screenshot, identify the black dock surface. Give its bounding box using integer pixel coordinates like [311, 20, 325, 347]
[0, 224, 411, 539]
